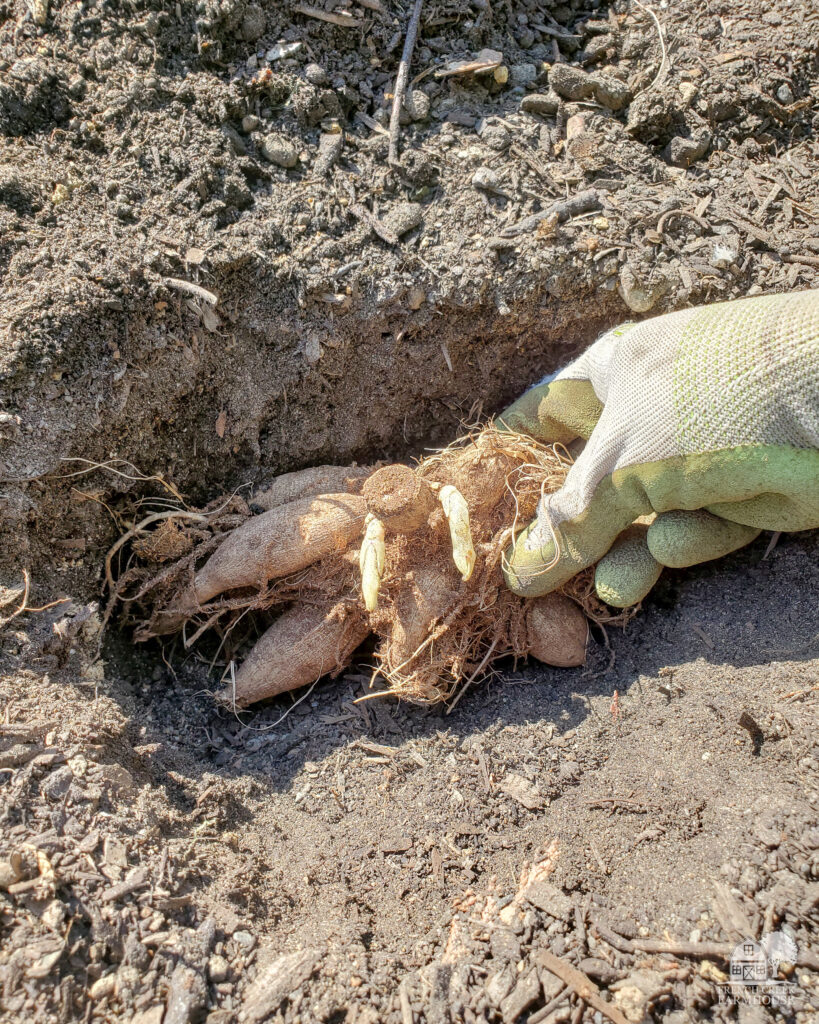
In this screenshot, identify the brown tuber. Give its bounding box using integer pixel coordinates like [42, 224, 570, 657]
[526, 592, 588, 667]
[251, 465, 372, 511]
[362, 464, 436, 534]
[386, 566, 459, 669]
[217, 603, 370, 708]
[193, 493, 367, 604]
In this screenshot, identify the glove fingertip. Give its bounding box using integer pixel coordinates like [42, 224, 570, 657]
[594, 527, 662, 607]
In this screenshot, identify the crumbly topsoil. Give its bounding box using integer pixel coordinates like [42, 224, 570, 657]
[1, 0, 818, 1021]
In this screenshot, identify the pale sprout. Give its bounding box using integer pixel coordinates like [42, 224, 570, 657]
[439, 485, 476, 581]
[359, 514, 386, 611]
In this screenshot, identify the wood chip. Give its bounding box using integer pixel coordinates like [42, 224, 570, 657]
[435, 48, 503, 78]
[241, 948, 323, 1023]
[500, 773, 544, 811]
[163, 277, 219, 306]
[349, 203, 399, 245]
[101, 865, 148, 902]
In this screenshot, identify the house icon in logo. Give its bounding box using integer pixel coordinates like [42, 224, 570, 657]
[730, 940, 769, 985]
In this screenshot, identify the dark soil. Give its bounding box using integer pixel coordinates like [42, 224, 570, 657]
[1, 0, 818, 1021]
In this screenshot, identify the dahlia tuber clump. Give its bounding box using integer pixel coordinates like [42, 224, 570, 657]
[111, 427, 624, 707]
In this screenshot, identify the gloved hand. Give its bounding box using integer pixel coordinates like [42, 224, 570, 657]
[499, 289, 819, 606]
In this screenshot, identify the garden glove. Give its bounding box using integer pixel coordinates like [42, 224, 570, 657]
[499, 289, 819, 606]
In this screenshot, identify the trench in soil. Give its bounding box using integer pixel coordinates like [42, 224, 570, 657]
[67, 280, 625, 921]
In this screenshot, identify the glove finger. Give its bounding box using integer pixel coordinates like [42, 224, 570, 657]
[594, 525, 663, 608]
[647, 509, 761, 568]
[503, 483, 638, 598]
[497, 378, 602, 444]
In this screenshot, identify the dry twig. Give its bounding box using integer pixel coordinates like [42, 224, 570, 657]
[536, 950, 631, 1024]
[632, 0, 667, 94]
[0, 570, 30, 631]
[388, 0, 424, 164]
[162, 277, 219, 306]
[292, 3, 363, 28]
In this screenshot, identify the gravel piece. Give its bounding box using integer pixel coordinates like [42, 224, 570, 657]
[304, 63, 329, 86]
[260, 134, 298, 168]
[403, 89, 431, 122]
[665, 127, 712, 167]
[548, 63, 630, 110]
[520, 92, 560, 115]
[381, 202, 423, 238]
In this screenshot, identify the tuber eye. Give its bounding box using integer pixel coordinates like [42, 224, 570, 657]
[438, 484, 476, 582]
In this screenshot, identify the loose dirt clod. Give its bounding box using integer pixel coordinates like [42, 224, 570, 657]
[117, 427, 626, 705]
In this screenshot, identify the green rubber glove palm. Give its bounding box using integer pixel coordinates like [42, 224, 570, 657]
[499, 289, 819, 606]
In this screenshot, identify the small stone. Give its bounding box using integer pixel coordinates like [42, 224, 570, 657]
[776, 83, 794, 105]
[208, 955, 230, 984]
[240, 5, 266, 42]
[471, 166, 499, 192]
[382, 202, 423, 237]
[304, 62, 328, 86]
[89, 974, 117, 1001]
[565, 113, 586, 140]
[407, 286, 425, 310]
[665, 127, 711, 168]
[266, 41, 302, 61]
[520, 92, 559, 115]
[260, 133, 298, 168]
[618, 265, 668, 313]
[403, 89, 430, 122]
[233, 930, 256, 951]
[509, 62, 538, 87]
[41, 765, 73, 801]
[578, 958, 621, 985]
[242, 114, 260, 133]
[67, 75, 86, 99]
[679, 82, 698, 108]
